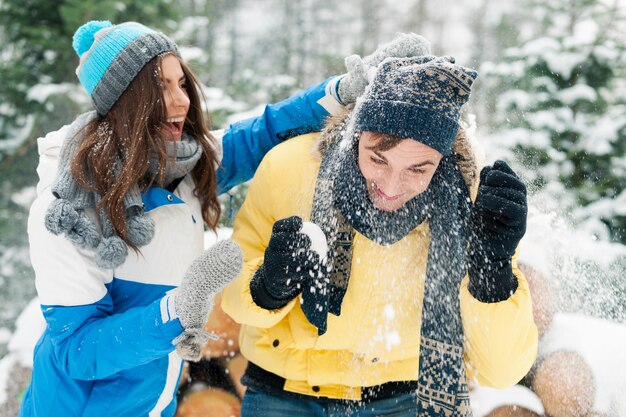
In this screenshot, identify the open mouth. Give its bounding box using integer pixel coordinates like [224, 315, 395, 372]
[163, 116, 185, 138]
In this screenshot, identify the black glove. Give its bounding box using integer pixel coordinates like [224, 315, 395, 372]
[250, 216, 323, 309]
[468, 160, 528, 303]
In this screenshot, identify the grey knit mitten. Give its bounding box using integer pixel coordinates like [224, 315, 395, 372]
[337, 32, 431, 104]
[172, 239, 243, 361]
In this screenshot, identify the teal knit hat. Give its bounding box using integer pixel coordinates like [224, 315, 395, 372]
[73, 20, 179, 116]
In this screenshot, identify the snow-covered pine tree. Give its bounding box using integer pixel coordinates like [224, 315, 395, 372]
[481, 0, 626, 244]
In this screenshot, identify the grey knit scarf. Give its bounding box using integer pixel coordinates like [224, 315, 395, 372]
[44, 112, 202, 269]
[306, 123, 473, 415]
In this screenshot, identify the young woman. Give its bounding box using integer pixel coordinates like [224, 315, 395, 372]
[18, 20, 357, 417]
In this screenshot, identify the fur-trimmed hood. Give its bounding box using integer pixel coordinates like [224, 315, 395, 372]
[314, 106, 481, 196]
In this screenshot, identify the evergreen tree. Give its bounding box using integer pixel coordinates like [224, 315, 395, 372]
[482, 0, 626, 243]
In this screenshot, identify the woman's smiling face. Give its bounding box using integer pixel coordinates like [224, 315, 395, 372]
[160, 54, 190, 141]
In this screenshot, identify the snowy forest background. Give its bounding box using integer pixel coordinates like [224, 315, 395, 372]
[0, 0, 625, 409]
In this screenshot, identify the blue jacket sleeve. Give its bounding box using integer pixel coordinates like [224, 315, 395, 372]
[41, 293, 183, 381]
[216, 76, 342, 194]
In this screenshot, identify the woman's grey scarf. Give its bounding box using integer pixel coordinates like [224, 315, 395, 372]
[44, 112, 202, 269]
[307, 126, 473, 415]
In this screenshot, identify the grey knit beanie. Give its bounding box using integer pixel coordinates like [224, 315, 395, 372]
[73, 20, 179, 116]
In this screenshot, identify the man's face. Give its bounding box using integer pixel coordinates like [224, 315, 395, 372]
[358, 131, 443, 212]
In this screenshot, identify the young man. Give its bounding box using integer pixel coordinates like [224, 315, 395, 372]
[222, 55, 538, 417]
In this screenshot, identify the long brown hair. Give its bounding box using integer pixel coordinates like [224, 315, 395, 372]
[70, 53, 221, 251]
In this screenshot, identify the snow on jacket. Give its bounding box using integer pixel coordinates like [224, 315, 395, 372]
[19, 77, 343, 417]
[221, 116, 538, 401]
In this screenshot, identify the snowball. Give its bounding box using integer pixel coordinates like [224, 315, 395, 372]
[300, 221, 328, 262]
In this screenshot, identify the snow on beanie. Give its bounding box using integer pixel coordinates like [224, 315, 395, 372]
[73, 20, 179, 116]
[354, 56, 477, 156]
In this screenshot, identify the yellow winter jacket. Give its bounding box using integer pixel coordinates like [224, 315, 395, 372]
[221, 132, 538, 400]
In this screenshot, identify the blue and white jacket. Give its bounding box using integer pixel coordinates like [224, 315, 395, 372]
[19, 77, 344, 417]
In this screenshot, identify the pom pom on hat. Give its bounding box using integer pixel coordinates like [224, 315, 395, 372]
[72, 20, 113, 57]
